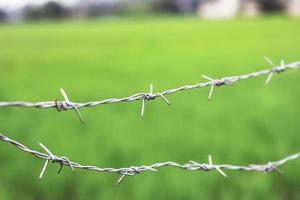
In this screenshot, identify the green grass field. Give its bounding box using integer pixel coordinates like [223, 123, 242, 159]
[0, 16, 300, 200]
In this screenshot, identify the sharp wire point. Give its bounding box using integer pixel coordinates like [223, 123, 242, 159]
[38, 143, 53, 180]
[265, 73, 273, 85]
[39, 143, 52, 156]
[189, 160, 198, 165]
[60, 88, 70, 102]
[281, 59, 285, 67]
[208, 85, 214, 101]
[60, 88, 84, 124]
[159, 94, 171, 105]
[116, 174, 126, 185]
[264, 57, 275, 67]
[208, 155, 212, 166]
[39, 160, 49, 180]
[57, 164, 63, 174]
[74, 107, 85, 124]
[202, 75, 213, 81]
[150, 168, 159, 172]
[216, 167, 228, 178]
[141, 99, 145, 117]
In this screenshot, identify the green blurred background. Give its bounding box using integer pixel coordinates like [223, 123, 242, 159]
[0, 16, 300, 200]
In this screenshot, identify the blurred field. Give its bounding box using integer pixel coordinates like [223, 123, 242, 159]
[0, 16, 300, 200]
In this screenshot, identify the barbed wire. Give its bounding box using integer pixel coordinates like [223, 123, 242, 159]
[0, 58, 300, 122]
[1, 133, 299, 184]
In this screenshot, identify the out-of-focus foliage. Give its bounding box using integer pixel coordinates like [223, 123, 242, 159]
[24, 1, 70, 20]
[0, 9, 6, 22]
[1, 0, 298, 23]
[24, 1, 70, 21]
[258, 0, 285, 12]
[43, 1, 67, 19]
[149, 0, 179, 13]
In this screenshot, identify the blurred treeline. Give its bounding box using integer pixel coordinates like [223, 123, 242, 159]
[0, 0, 290, 22]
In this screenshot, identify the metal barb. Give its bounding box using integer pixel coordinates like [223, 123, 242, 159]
[39, 159, 49, 180]
[141, 84, 170, 117]
[264, 57, 275, 67]
[141, 84, 154, 117]
[264, 57, 286, 85]
[38, 142, 75, 179]
[116, 170, 137, 185]
[116, 174, 126, 185]
[208, 155, 227, 178]
[157, 93, 171, 105]
[58, 156, 75, 174]
[202, 75, 225, 101]
[60, 88, 85, 124]
[38, 143, 53, 180]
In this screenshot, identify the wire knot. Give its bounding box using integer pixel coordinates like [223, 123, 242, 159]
[143, 93, 156, 101]
[207, 155, 227, 177]
[271, 67, 285, 74]
[54, 100, 69, 112]
[38, 143, 75, 180]
[264, 57, 286, 85]
[201, 164, 212, 171]
[140, 84, 170, 117]
[202, 75, 227, 101]
[189, 155, 227, 177]
[188, 161, 211, 171]
[263, 162, 276, 172]
[56, 88, 84, 124]
[48, 154, 61, 163]
[210, 79, 226, 87]
[116, 167, 141, 185]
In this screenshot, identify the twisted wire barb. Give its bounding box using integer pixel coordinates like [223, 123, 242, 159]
[58, 88, 84, 124]
[1, 133, 299, 184]
[0, 58, 300, 120]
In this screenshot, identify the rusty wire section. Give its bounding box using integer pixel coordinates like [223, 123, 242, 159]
[0, 58, 299, 122]
[1, 133, 299, 184]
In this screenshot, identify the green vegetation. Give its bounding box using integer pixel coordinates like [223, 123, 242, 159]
[0, 17, 300, 200]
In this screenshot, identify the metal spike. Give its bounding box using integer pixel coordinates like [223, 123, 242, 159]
[60, 88, 84, 124]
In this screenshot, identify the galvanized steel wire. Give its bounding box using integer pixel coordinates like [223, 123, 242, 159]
[0, 133, 299, 184]
[0, 58, 299, 121]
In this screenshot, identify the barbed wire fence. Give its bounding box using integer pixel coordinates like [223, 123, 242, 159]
[1, 133, 299, 184]
[1, 57, 300, 184]
[0, 58, 300, 122]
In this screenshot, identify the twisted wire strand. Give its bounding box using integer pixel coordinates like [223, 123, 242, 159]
[0, 59, 299, 112]
[1, 133, 299, 184]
